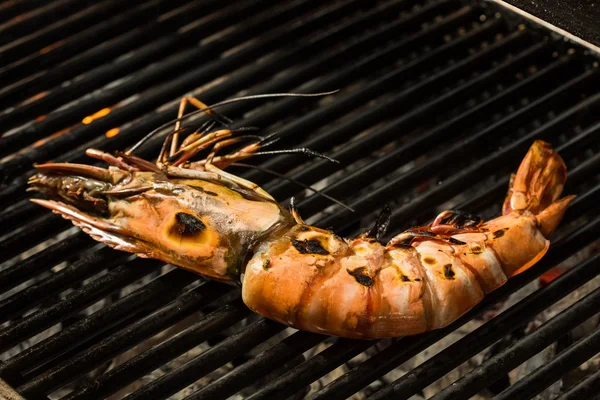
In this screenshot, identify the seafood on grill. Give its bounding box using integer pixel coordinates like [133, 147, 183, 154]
[27, 94, 575, 339]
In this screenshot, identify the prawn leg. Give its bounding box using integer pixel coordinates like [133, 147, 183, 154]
[170, 96, 232, 157]
[85, 148, 138, 171]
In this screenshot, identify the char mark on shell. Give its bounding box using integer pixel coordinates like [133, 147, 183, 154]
[291, 239, 329, 255]
[443, 263, 455, 279]
[175, 212, 206, 236]
[347, 267, 374, 287]
[493, 228, 509, 239]
[448, 237, 467, 245]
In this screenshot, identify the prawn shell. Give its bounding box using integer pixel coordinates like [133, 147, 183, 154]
[413, 240, 484, 330]
[482, 213, 549, 277]
[373, 245, 428, 336]
[451, 232, 507, 294]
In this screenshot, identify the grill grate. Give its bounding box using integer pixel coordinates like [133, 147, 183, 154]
[1, 1, 599, 399]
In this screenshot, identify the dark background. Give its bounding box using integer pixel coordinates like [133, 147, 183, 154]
[502, 0, 600, 48]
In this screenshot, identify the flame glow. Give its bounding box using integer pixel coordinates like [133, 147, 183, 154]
[40, 40, 65, 54]
[22, 91, 49, 106]
[82, 108, 111, 125]
[105, 128, 120, 138]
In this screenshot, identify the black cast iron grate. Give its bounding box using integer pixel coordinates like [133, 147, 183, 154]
[0, 0, 599, 399]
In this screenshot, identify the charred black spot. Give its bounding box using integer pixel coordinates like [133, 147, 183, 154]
[470, 245, 483, 254]
[423, 256, 436, 265]
[347, 267, 373, 287]
[414, 278, 422, 282]
[262, 260, 271, 270]
[401, 275, 410, 282]
[443, 264, 455, 279]
[493, 228, 508, 239]
[175, 213, 206, 236]
[448, 237, 467, 245]
[291, 239, 329, 255]
[205, 190, 218, 196]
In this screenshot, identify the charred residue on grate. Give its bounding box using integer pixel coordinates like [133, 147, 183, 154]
[0, 0, 599, 399]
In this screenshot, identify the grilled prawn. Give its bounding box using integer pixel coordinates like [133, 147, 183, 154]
[27, 95, 574, 339]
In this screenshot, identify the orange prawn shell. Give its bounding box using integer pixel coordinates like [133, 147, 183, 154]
[243, 226, 432, 339]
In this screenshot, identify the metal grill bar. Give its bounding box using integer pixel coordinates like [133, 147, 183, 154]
[52, 0, 448, 169]
[0, 0, 98, 45]
[121, 318, 287, 400]
[429, 266, 600, 400]
[0, 0, 190, 88]
[0, 268, 195, 380]
[556, 368, 600, 400]
[0, 0, 144, 63]
[0, 0, 235, 107]
[62, 300, 252, 400]
[0, 233, 94, 293]
[317, 72, 600, 231]
[266, 53, 574, 200]
[0, 199, 46, 236]
[243, 11, 511, 185]
[16, 281, 228, 398]
[494, 324, 600, 400]
[0, 214, 71, 264]
[0, 258, 160, 353]
[0, 247, 130, 327]
[186, 331, 324, 400]
[293, 38, 558, 215]
[379, 112, 600, 234]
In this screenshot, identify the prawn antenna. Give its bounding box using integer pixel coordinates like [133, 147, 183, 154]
[231, 162, 354, 212]
[250, 148, 340, 164]
[126, 91, 339, 155]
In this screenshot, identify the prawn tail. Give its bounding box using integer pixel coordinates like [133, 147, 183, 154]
[503, 140, 576, 237]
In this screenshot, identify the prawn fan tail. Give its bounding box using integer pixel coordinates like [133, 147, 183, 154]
[503, 140, 576, 237]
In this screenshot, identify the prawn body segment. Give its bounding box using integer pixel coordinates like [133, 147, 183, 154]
[27, 91, 575, 339]
[242, 212, 549, 339]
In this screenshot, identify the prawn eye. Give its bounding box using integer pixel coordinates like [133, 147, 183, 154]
[172, 212, 206, 237]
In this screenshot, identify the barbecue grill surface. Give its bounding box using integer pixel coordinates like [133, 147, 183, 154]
[1, 1, 599, 399]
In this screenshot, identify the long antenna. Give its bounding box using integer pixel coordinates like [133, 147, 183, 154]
[232, 162, 354, 212]
[125, 91, 339, 155]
